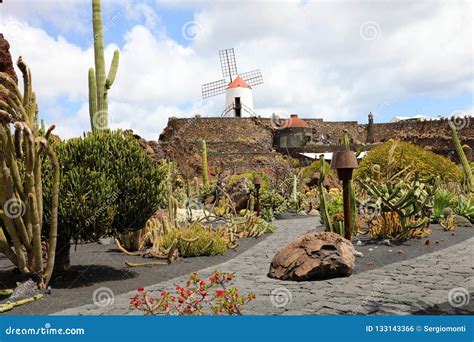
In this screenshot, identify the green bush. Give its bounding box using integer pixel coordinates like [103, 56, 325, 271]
[43, 130, 167, 241]
[354, 141, 463, 183]
[162, 225, 228, 257]
[228, 171, 270, 193]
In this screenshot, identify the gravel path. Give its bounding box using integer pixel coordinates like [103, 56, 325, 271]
[54, 217, 474, 315]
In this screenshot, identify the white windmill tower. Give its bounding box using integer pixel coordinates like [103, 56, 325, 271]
[202, 48, 264, 117]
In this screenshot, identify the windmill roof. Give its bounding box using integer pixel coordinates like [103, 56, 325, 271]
[228, 76, 251, 89]
[282, 114, 309, 128]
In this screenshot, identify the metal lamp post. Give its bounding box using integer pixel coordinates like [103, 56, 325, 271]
[253, 176, 262, 217]
[330, 151, 358, 241]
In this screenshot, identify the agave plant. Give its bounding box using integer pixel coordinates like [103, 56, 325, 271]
[455, 197, 474, 222]
[432, 189, 457, 223]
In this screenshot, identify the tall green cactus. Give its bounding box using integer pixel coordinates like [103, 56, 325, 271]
[201, 139, 209, 187]
[88, 0, 120, 131]
[449, 121, 473, 192]
[343, 130, 357, 236]
[318, 155, 333, 232]
[0, 58, 60, 288]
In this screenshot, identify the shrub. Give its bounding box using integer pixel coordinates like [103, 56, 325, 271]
[228, 171, 270, 193]
[161, 225, 228, 257]
[455, 197, 474, 222]
[354, 141, 463, 183]
[43, 130, 167, 270]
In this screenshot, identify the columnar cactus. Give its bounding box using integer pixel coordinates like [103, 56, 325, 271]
[201, 139, 209, 187]
[0, 57, 60, 288]
[88, 0, 120, 131]
[318, 155, 333, 232]
[449, 121, 473, 192]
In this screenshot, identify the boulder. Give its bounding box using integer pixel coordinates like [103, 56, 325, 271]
[226, 176, 250, 211]
[268, 231, 355, 281]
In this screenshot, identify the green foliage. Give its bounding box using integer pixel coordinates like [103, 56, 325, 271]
[327, 194, 344, 218]
[162, 226, 228, 257]
[43, 130, 167, 242]
[455, 196, 474, 222]
[432, 189, 457, 223]
[359, 173, 436, 238]
[449, 121, 473, 192]
[228, 172, 270, 193]
[44, 168, 117, 243]
[354, 141, 463, 183]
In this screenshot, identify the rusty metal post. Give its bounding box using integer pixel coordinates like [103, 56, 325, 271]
[342, 180, 351, 241]
[253, 176, 262, 217]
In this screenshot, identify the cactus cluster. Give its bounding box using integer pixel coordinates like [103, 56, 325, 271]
[0, 57, 60, 288]
[88, 0, 120, 131]
[359, 173, 436, 238]
[201, 139, 209, 187]
[343, 130, 357, 236]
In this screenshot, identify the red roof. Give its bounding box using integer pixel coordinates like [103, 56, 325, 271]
[283, 114, 309, 128]
[227, 76, 251, 89]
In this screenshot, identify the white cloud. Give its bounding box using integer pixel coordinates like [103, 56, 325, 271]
[1, 0, 472, 140]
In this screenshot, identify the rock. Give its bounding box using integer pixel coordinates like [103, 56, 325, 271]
[268, 231, 355, 281]
[308, 209, 320, 216]
[368, 248, 374, 251]
[382, 239, 391, 246]
[354, 250, 364, 258]
[0, 34, 18, 103]
[356, 240, 362, 246]
[98, 238, 113, 245]
[226, 176, 250, 211]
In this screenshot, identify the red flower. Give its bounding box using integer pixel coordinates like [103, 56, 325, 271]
[216, 289, 225, 297]
[161, 291, 167, 297]
[178, 297, 185, 303]
[209, 277, 215, 283]
[199, 280, 205, 286]
[252, 294, 256, 299]
[138, 287, 144, 292]
[214, 272, 220, 278]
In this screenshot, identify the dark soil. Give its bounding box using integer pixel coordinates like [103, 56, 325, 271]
[352, 224, 473, 274]
[0, 236, 267, 316]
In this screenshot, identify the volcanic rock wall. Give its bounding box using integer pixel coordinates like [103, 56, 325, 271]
[158, 115, 473, 179]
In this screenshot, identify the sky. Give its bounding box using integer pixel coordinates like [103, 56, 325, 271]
[0, 0, 472, 140]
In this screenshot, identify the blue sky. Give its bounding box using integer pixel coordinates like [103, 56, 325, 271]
[1, 0, 472, 139]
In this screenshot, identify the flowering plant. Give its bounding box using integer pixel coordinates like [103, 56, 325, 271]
[130, 271, 255, 315]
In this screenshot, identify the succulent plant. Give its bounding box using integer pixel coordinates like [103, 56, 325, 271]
[88, 0, 120, 131]
[449, 121, 473, 192]
[201, 139, 209, 187]
[0, 58, 60, 288]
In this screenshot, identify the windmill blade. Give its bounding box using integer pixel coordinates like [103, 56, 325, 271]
[240, 69, 264, 87]
[202, 79, 227, 99]
[219, 48, 238, 81]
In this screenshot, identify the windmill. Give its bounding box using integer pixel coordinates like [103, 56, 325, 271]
[202, 48, 264, 117]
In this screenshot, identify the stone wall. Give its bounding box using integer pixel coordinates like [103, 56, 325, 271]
[158, 115, 473, 178]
